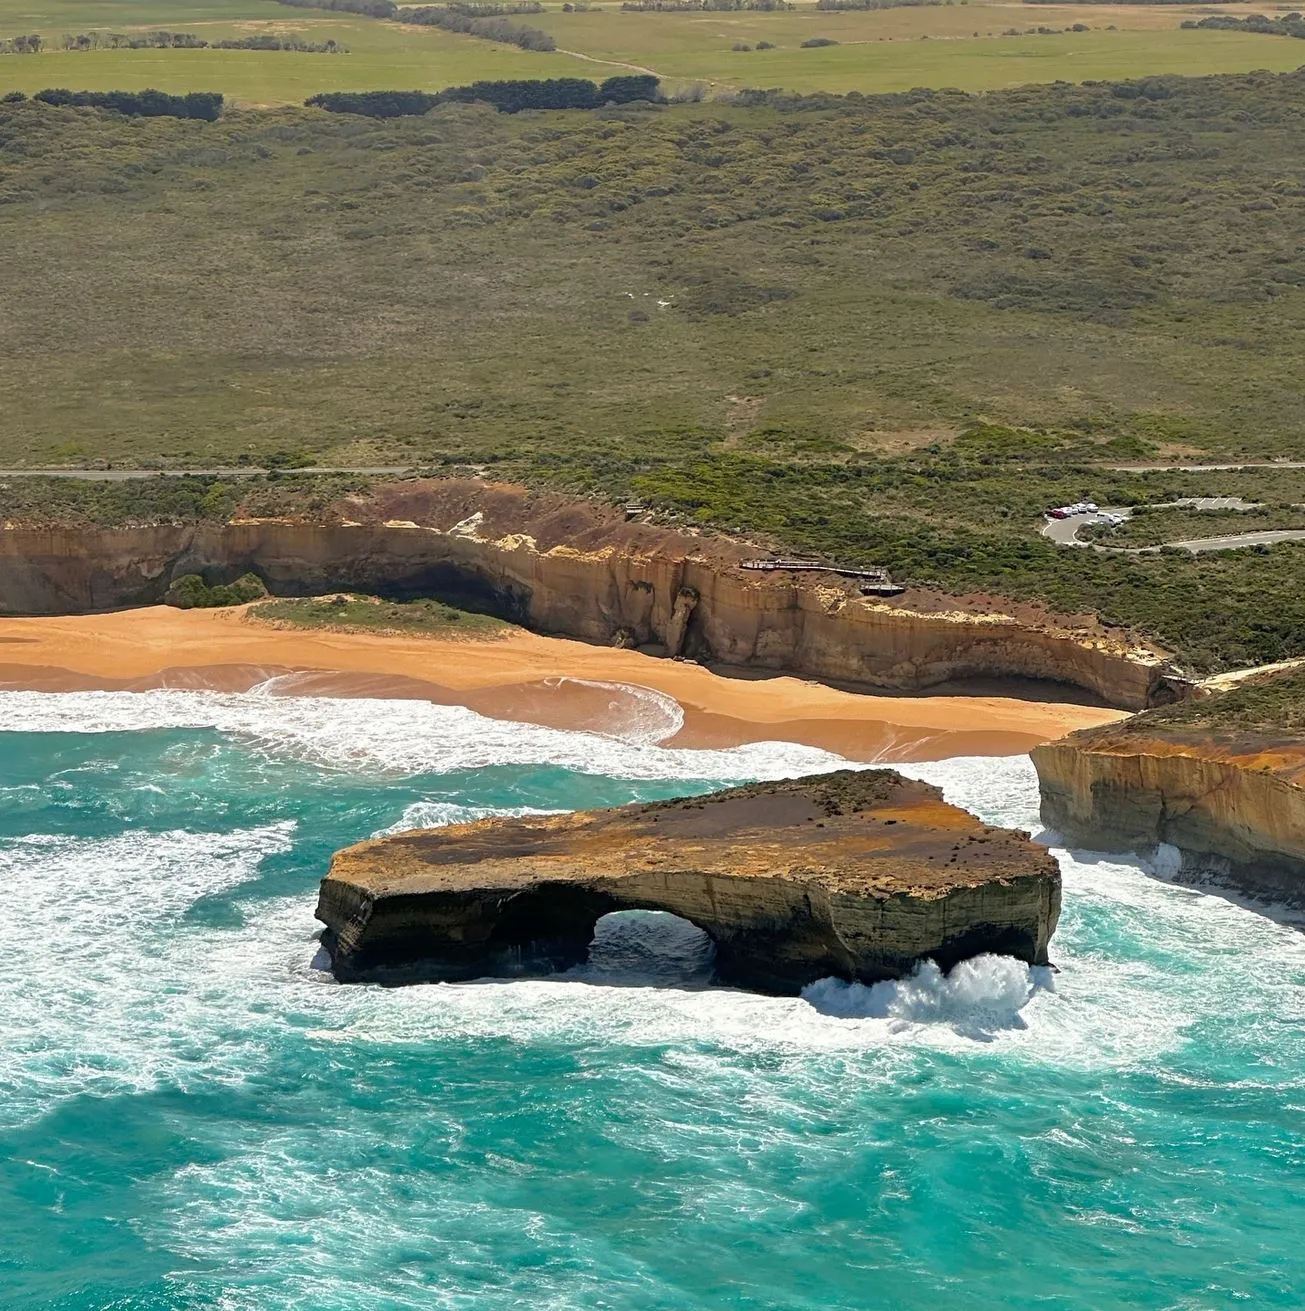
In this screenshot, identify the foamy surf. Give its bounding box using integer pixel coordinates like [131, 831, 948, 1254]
[0, 687, 846, 781]
[5, 725, 1305, 1308]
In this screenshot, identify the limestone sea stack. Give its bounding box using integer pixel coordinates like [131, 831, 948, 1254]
[1032, 668, 1305, 904]
[316, 770, 1060, 994]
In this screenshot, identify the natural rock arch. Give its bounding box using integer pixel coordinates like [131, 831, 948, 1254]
[317, 771, 1061, 996]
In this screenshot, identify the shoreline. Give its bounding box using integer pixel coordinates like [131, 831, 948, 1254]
[0, 606, 1126, 761]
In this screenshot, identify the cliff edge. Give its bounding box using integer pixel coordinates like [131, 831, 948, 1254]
[0, 477, 1185, 708]
[316, 769, 1061, 994]
[1032, 669, 1305, 904]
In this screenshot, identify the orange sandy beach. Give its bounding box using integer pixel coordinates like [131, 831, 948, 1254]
[0, 606, 1125, 761]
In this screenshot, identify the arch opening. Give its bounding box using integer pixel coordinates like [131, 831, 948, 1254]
[572, 910, 716, 989]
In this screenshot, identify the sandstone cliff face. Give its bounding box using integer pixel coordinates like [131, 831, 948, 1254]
[1032, 727, 1305, 903]
[0, 479, 1180, 707]
[317, 769, 1061, 994]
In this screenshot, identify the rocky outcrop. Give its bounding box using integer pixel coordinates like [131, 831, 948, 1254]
[0, 478, 1183, 707]
[316, 769, 1061, 994]
[1032, 725, 1305, 903]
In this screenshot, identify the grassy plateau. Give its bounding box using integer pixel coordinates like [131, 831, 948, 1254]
[3, 0, 1305, 675]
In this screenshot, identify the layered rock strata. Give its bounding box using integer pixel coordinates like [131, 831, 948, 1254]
[316, 769, 1061, 994]
[1033, 726, 1305, 903]
[0, 478, 1183, 707]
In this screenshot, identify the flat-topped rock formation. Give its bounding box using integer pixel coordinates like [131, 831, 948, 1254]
[316, 769, 1061, 994]
[1033, 668, 1305, 904]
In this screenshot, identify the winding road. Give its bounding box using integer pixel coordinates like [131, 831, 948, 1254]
[1041, 497, 1305, 554]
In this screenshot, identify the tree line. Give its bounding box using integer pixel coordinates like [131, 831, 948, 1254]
[271, 0, 556, 50]
[620, 0, 792, 10]
[306, 74, 659, 116]
[1183, 12, 1305, 39]
[814, 0, 942, 10]
[44, 29, 347, 52]
[24, 89, 224, 119]
[398, 7, 555, 51]
[0, 34, 42, 54]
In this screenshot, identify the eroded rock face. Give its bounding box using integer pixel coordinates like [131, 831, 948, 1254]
[0, 479, 1182, 707]
[1033, 726, 1305, 903]
[316, 770, 1061, 994]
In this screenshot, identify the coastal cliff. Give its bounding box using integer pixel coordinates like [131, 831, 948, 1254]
[317, 769, 1061, 994]
[0, 478, 1181, 708]
[1032, 669, 1305, 903]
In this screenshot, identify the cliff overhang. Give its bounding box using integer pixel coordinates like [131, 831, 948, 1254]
[0, 477, 1187, 709]
[315, 769, 1061, 995]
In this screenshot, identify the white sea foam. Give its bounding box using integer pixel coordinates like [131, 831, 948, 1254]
[539, 676, 686, 745]
[4, 738, 1304, 1134]
[0, 688, 843, 781]
[0, 822, 296, 1119]
[374, 801, 563, 836]
[803, 955, 1053, 1036]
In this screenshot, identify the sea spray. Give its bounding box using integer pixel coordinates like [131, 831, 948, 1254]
[802, 954, 1052, 1033]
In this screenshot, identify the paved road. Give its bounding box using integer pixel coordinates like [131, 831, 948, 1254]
[1168, 529, 1305, 553]
[0, 466, 414, 481]
[1105, 462, 1305, 472]
[1041, 497, 1305, 554]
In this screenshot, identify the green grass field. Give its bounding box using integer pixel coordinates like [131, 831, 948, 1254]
[1, 0, 1303, 102]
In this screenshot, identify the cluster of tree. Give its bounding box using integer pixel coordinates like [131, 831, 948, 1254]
[1026, 0, 1190, 5]
[67, 30, 208, 49]
[439, 74, 659, 109]
[54, 29, 346, 52]
[1182, 12, 1305, 38]
[814, 0, 940, 9]
[306, 73, 660, 116]
[396, 7, 556, 50]
[269, 0, 556, 50]
[442, 2, 545, 14]
[165, 573, 268, 610]
[801, 34, 839, 45]
[32, 88, 224, 119]
[214, 34, 346, 50]
[306, 88, 442, 115]
[0, 34, 43, 54]
[273, 0, 397, 15]
[620, 0, 791, 10]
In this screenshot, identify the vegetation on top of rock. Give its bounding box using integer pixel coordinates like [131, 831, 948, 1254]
[1119, 668, 1305, 734]
[250, 594, 510, 637]
[166, 572, 268, 609]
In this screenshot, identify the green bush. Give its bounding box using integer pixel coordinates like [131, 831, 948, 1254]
[165, 572, 269, 609]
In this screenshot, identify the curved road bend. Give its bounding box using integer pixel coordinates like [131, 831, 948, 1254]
[1041, 497, 1305, 554]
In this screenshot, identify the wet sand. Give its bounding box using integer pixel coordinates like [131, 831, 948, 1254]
[0, 607, 1126, 761]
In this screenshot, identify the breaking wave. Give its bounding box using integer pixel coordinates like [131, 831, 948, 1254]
[0, 687, 841, 782]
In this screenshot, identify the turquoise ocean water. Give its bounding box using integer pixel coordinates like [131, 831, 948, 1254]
[1, 687, 1303, 1310]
